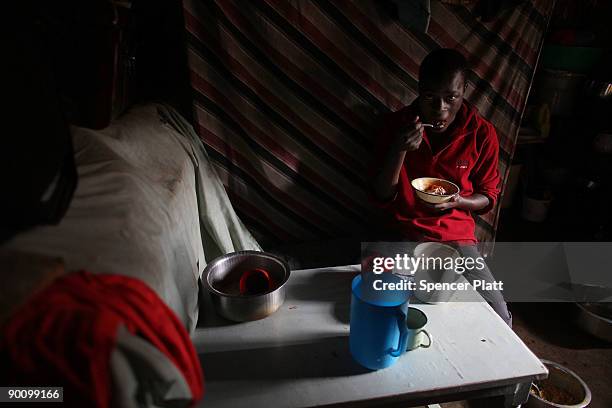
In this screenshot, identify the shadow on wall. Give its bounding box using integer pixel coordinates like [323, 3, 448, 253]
[189, 0, 398, 248]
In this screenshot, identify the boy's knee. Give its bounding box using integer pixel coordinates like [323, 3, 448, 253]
[488, 301, 512, 328]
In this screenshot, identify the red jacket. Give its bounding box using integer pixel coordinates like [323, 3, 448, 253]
[371, 101, 500, 243]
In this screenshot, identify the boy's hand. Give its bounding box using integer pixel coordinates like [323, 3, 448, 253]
[393, 115, 423, 152]
[420, 194, 464, 212]
[432, 194, 464, 211]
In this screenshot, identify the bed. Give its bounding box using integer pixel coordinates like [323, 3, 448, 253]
[1, 104, 260, 406]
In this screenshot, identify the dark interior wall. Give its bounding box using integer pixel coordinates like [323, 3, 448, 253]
[1, 1, 88, 240]
[1, 0, 192, 241]
[499, 0, 612, 241]
[5, 0, 119, 129]
[6, 0, 193, 128]
[129, 0, 193, 122]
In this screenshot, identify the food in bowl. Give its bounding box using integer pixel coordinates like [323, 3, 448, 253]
[411, 177, 460, 204]
[424, 184, 448, 195]
[530, 383, 580, 405]
[525, 359, 591, 408]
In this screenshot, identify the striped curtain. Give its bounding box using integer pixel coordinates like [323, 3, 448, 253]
[183, 0, 555, 250]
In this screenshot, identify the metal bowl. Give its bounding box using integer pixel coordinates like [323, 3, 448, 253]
[204, 251, 290, 322]
[526, 359, 591, 408]
[574, 302, 612, 343]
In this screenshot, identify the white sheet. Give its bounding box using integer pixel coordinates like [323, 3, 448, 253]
[4, 104, 261, 332]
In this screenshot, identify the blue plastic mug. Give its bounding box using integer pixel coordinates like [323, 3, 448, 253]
[349, 273, 411, 370]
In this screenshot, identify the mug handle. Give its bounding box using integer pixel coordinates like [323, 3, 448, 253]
[406, 329, 433, 351]
[389, 310, 409, 357]
[420, 329, 433, 348]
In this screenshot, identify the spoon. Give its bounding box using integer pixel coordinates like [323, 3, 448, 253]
[422, 122, 445, 129]
[530, 382, 544, 398]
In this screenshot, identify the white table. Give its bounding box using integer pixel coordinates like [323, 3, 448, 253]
[192, 265, 548, 407]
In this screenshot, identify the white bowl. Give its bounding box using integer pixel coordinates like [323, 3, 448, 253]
[412, 242, 462, 304]
[411, 177, 459, 204]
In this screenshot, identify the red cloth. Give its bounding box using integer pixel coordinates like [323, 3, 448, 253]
[0, 271, 204, 407]
[371, 101, 500, 243]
